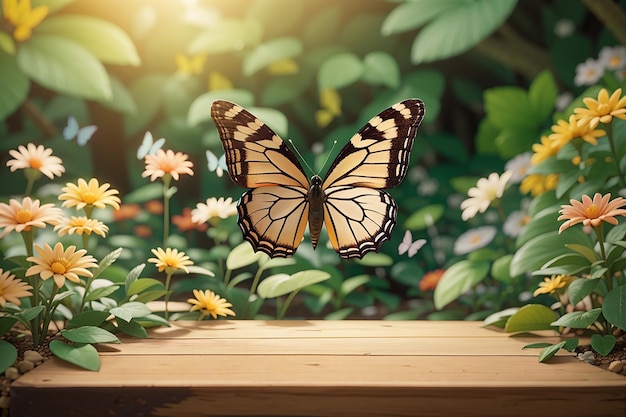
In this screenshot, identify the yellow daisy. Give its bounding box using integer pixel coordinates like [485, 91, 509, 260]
[574, 88, 626, 129]
[188, 289, 235, 319]
[26, 242, 98, 288]
[142, 149, 194, 182]
[548, 114, 606, 147]
[520, 173, 559, 197]
[148, 247, 193, 274]
[54, 216, 109, 237]
[0, 268, 33, 308]
[58, 178, 121, 211]
[2, 0, 48, 41]
[533, 275, 574, 297]
[6, 143, 65, 179]
[530, 135, 559, 166]
[0, 196, 63, 238]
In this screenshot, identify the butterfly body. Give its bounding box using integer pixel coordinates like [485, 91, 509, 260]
[212, 99, 424, 259]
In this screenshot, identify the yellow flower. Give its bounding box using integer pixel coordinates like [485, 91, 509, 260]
[548, 114, 606, 147]
[59, 178, 121, 211]
[175, 52, 206, 75]
[54, 216, 109, 237]
[26, 242, 98, 288]
[315, 88, 341, 128]
[188, 289, 235, 319]
[148, 247, 193, 274]
[142, 149, 194, 182]
[533, 275, 574, 297]
[574, 88, 626, 129]
[519, 173, 559, 197]
[208, 71, 233, 91]
[557, 192, 626, 233]
[0, 268, 32, 308]
[2, 0, 48, 41]
[530, 135, 559, 165]
[191, 197, 238, 224]
[0, 196, 62, 238]
[6, 143, 65, 179]
[267, 58, 299, 75]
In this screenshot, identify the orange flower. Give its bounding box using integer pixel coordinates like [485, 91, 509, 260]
[574, 88, 626, 129]
[144, 200, 164, 215]
[558, 192, 626, 233]
[419, 269, 445, 292]
[113, 203, 140, 222]
[7, 143, 65, 179]
[0, 268, 32, 307]
[172, 207, 208, 233]
[25, 242, 98, 288]
[142, 149, 194, 182]
[0, 196, 62, 238]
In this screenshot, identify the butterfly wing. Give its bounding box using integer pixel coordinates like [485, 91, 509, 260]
[63, 116, 79, 140]
[322, 99, 425, 259]
[211, 100, 311, 258]
[76, 125, 97, 146]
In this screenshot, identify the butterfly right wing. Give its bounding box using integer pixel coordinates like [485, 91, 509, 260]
[211, 100, 311, 258]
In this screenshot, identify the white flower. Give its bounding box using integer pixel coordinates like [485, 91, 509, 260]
[503, 210, 529, 238]
[191, 197, 237, 224]
[417, 178, 439, 196]
[574, 58, 604, 87]
[504, 153, 532, 184]
[555, 92, 574, 112]
[554, 19, 575, 38]
[460, 171, 512, 221]
[453, 226, 497, 255]
[598, 46, 626, 70]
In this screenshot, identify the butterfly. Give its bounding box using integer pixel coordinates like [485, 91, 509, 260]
[206, 149, 227, 177]
[137, 131, 166, 159]
[211, 99, 425, 259]
[63, 116, 97, 146]
[398, 230, 427, 258]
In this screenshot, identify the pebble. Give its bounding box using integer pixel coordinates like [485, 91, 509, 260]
[577, 351, 595, 364]
[608, 360, 623, 373]
[23, 350, 43, 364]
[4, 368, 19, 381]
[0, 395, 9, 409]
[16, 360, 34, 373]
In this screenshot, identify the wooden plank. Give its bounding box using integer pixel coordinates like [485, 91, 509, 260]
[10, 321, 626, 417]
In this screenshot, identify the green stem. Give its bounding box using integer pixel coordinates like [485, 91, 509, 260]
[162, 176, 172, 248]
[164, 271, 173, 320]
[277, 290, 299, 320]
[248, 269, 263, 295]
[593, 225, 612, 293]
[40, 284, 59, 341]
[21, 230, 41, 346]
[79, 274, 95, 313]
[605, 123, 626, 188]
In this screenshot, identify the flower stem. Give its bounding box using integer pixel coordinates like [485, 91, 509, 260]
[164, 271, 173, 320]
[21, 230, 41, 346]
[162, 176, 172, 248]
[605, 123, 626, 188]
[277, 290, 299, 320]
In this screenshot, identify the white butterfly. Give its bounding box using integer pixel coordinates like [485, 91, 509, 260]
[63, 116, 97, 146]
[137, 131, 166, 159]
[206, 149, 227, 177]
[398, 230, 426, 258]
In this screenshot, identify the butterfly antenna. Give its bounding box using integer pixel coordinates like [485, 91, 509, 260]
[288, 139, 316, 176]
[317, 140, 338, 175]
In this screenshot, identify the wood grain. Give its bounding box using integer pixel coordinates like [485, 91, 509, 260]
[11, 321, 626, 417]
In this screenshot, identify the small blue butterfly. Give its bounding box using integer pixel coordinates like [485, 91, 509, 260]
[398, 230, 426, 258]
[206, 149, 227, 177]
[63, 116, 97, 146]
[137, 131, 166, 159]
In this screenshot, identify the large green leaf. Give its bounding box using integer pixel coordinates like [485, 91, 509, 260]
[188, 18, 263, 55]
[603, 284, 626, 330]
[123, 73, 169, 136]
[257, 270, 331, 299]
[528, 70, 557, 122]
[433, 260, 490, 310]
[32, 0, 75, 13]
[317, 52, 363, 89]
[504, 304, 557, 333]
[381, 0, 457, 36]
[49, 340, 100, 371]
[0, 340, 17, 374]
[226, 241, 264, 271]
[61, 326, 120, 344]
[551, 309, 602, 329]
[17, 35, 111, 100]
[37, 15, 140, 66]
[0, 50, 29, 121]
[109, 302, 151, 322]
[361, 51, 400, 88]
[405, 204, 445, 230]
[484, 87, 536, 129]
[411, 0, 518, 64]
[243, 37, 302, 76]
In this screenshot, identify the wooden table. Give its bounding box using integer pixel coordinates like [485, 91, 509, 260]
[10, 321, 626, 416]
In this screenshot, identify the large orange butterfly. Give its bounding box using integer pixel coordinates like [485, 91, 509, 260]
[211, 99, 425, 259]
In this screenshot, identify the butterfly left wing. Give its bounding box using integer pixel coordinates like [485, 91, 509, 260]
[322, 99, 425, 258]
[211, 100, 311, 258]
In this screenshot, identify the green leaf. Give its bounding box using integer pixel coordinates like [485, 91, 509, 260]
[551, 308, 602, 329]
[355, 252, 394, 267]
[101, 76, 137, 114]
[528, 70, 557, 121]
[116, 318, 148, 338]
[381, 1, 456, 36]
[17, 35, 111, 100]
[84, 285, 120, 302]
[243, 37, 302, 76]
[37, 15, 140, 66]
[591, 334, 616, 356]
[0, 317, 18, 336]
[318, 52, 363, 89]
[0, 50, 29, 121]
[257, 270, 331, 299]
[433, 260, 489, 310]
[485, 87, 536, 129]
[361, 51, 400, 88]
[226, 241, 264, 271]
[411, 0, 518, 64]
[92, 248, 123, 279]
[491, 254, 514, 282]
[0, 31, 16, 54]
[187, 89, 255, 126]
[603, 284, 626, 330]
[125, 263, 146, 292]
[564, 243, 597, 263]
[109, 302, 152, 322]
[188, 18, 263, 55]
[17, 306, 45, 323]
[49, 340, 100, 371]
[483, 307, 519, 328]
[0, 340, 17, 374]
[568, 278, 600, 306]
[340, 275, 371, 296]
[127, 278, 164, 296]
[123, 74, 168, 136]
[32, 0, 76, 13]
[523, 342, 552, 349]
[62, 326, 120, 344]
[405, 204, 445, 230]
[504, 304, 557, 333]
[66, 310, 110, 329]
[538, 341, 567, 362]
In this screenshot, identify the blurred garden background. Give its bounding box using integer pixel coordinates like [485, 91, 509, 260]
[2, 0, 626, 323]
